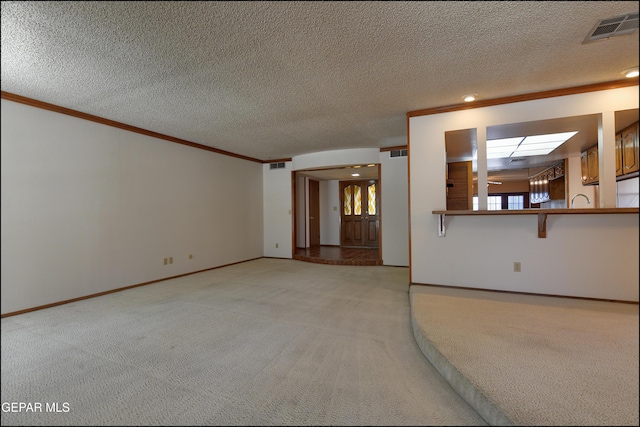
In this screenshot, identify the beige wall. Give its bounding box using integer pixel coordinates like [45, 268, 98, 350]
[1, 99, 264, 314]
[473, 180, 530, 195]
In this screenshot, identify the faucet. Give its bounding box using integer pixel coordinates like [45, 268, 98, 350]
[571, 193, 591, 208]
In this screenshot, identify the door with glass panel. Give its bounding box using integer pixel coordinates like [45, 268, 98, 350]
[340, 180, 379, 248]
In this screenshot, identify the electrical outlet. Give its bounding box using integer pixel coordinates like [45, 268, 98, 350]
[275, 243, 279, 248]
[189, 254, 193, 259]
[164, 258, 168, 265]
[514, 262, 521, 272]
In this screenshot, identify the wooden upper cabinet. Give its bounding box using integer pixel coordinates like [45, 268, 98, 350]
[622, 122, 639, 174]
[615, 132, 624, 176]
[581, 150, 589, 184]
[581, 121, 638, 186]
[581, 145, 599, 185]
[587, 145, 599, 183]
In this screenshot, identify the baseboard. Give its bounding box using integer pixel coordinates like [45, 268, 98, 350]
[409, 282, 639, 304]
[1, 257, 264, 318]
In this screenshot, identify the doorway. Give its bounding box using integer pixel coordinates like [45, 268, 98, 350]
[292, 165, 382, 265]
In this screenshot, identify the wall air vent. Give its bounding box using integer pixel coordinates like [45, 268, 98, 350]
[390, 149, 408, 158]
[269, 162, 286, 170]
[510, 158, 526, 163]
[583, 12, 639, 44]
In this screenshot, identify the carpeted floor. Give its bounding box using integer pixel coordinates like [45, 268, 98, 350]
[4, 258, 637, 426]
[410, 285, 639, 426]
[1, 258, 485, 426]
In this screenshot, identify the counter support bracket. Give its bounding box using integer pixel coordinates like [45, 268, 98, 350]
[438, 214, 446, 237]
[538, 213, 547, 238]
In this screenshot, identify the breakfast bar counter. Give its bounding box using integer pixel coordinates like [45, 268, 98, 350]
[432, 208, 639, 238]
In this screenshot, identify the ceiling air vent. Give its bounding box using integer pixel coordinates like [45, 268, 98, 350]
[390, 149, 408, 158]
[269, 162, 286, 170]
[583, 12, 639, 43]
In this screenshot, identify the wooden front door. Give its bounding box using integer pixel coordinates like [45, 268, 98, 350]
[309, 179, 320, 246]
[340, 180, 379, 248]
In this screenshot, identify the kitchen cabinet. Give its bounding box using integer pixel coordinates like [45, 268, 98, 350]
[583, 121, 638, 185]
[616, 132, 623, 176]
[581, 146, 599, 185]
[622, 121, 639, 175]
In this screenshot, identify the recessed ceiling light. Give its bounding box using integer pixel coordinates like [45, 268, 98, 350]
[462, 93, 478, 102]
[622, 66, 639, 78]
[351, 173, 360, 177]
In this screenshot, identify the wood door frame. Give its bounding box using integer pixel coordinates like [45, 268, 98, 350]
[308, 179, 320, 247]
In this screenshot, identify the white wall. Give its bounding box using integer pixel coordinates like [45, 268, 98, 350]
[295, 175, 306, 248]
[293, 148, 380, 170]
[263, 162, 293, 257]
[617, 177, 639, 207]
[319, 180, 340, 245]
[1, 100, 263, 314]
[409, 86, 639, 301]
[380, 150, 409, 266]
[566, 155, 597, 208]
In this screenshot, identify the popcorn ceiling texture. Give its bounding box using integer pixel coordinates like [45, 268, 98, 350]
[1, 1, 638, 160]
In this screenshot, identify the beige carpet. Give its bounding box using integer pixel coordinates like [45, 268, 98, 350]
[5, 258, 636, 426]
[410, 285, 639, 426]
[1, 259, 485, 426]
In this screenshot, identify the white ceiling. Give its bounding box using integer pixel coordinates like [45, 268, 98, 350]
[297, 164, 379, 181]
[1, 1, 638, 163]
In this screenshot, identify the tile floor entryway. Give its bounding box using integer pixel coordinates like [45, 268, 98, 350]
[294, 245, 381, 265]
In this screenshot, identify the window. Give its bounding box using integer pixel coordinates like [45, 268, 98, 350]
[508, 195, 524, 210]
[367, 183, 376, 215]
[343, 185, 352, 215]
[487, 196, 502, 210]
[474, 194, 527, 211]
[390, 149, 408, 158]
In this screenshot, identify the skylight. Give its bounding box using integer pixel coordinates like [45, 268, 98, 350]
[486, 131, 578, 159]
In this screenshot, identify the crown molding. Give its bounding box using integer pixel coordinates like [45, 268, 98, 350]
[407, 78, 639, 118]
[1, 91, 263, 163]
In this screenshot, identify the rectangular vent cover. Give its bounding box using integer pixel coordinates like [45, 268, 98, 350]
[269, 162, 286, 169]
[583, 12, 639, 43]
[390, 149, 408, 158]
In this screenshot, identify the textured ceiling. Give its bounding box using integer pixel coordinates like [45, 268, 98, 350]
[1, 1, 638, 161]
